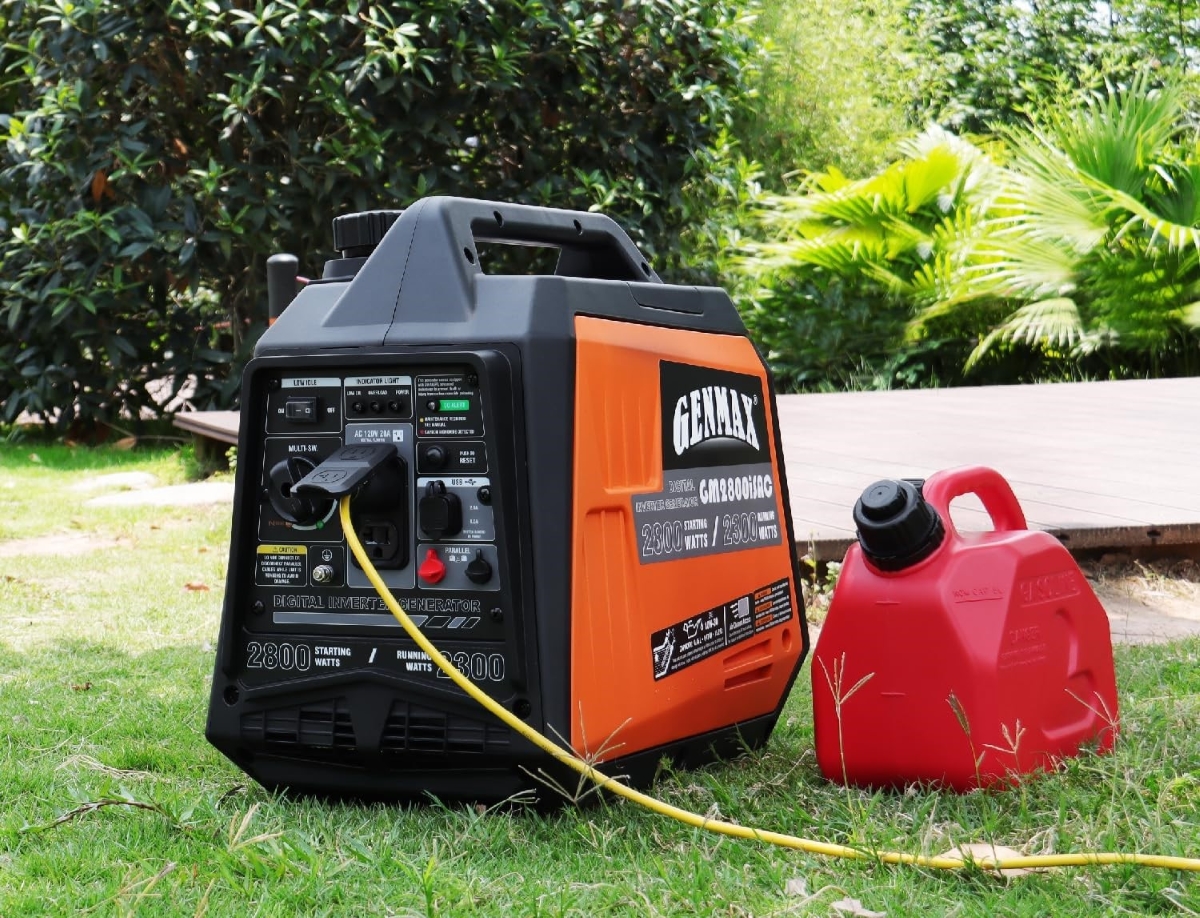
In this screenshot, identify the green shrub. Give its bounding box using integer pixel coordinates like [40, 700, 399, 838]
[736, 127, 1004, 389]
[0, 0, 755, 431]
[905, 0, 1140, 136]
[954, 74, 1200, 373]
[735, 78, 1200, 390]
[738, 0, 914, 184]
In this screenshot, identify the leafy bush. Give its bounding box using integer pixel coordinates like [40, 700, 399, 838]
[0, 0, 755, 431]
[737, 127, 1004, 389]
[905, 0, 1142, 135]
[737, 0, 915, 184]
[955, 74, 1200, 373]
[736, 77, 1200, 390]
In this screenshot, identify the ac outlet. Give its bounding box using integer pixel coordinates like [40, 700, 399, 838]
[353, 517, 408, 570]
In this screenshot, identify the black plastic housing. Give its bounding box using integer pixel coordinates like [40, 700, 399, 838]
[206, 197, 807, 802]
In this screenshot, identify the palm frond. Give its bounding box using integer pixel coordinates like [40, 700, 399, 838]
[1101, 183, 1200, 255]
[1029, 71, 1184, 198]
[991, 173, 1109, 256]
[966, 232, 1079, 301]
[1181, 301, 1200, 328]
[965, 298, 1084, 368]
[744, 228, 893, 276]
[1145, 159, 1200, 227]
[900, 146, 965, 213]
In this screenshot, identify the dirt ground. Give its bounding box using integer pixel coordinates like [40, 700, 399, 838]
[1082, 553, 1200, 644]
[800, 551, 1200, 645]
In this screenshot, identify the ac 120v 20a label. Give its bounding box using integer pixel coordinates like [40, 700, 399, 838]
[632, 362, 782, 564]
[650, 578, 795, 680]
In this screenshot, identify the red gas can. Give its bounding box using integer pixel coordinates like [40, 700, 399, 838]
[812, 466, 1119, 790]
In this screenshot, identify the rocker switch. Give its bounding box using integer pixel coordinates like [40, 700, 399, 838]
[419, 480, 462, 540]
[284, 397, 317, 422]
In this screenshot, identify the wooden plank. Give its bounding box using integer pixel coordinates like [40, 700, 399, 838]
[173, 410, 240, 445]
[778, 377, 1200, 552]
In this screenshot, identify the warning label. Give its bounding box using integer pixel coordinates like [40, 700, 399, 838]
[649, 578, 794, 680]
[416, 375, 484, 438]
[256, 544, 307, 587]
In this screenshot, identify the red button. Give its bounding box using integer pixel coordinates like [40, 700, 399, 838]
[418, 548, 446, 584]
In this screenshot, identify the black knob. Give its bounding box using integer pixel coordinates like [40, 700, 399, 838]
[267, 456, 330, 525]
[465, 549, 493, 585]
[331, 210, 403, 257]
[423, 445, 447, 470]
[419, 480, 462, 539]
[853, 478, 944, 571]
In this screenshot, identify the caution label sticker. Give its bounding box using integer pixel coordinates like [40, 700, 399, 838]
[256, 544, 307, 587]
[649, 578, 794, 680]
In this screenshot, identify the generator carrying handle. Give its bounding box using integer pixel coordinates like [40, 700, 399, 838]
[922, 466, 1028, 534]
[269, 196, 667, 348]
[447, 197, 662, 283]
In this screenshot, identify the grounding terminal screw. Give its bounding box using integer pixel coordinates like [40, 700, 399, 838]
[312, 565, 335, 584]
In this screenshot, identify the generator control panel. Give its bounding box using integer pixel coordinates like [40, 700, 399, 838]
[232, 354, 527, 706]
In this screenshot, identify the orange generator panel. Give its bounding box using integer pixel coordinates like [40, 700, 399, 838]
[207, 198, 809, 802]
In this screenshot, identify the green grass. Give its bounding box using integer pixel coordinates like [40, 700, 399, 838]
[1, 445, 1198, 916]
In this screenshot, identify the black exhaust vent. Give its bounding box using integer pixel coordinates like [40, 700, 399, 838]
[241, 698, 357, 752]
[381, 702, 510, 756]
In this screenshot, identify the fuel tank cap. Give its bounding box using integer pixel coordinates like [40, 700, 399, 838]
[332, 210, 404, 257]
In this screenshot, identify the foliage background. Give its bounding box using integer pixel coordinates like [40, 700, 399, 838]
[0, 0, 753, 430]
[727, 0, 1200, 391]
[4, 0, 1200, 430]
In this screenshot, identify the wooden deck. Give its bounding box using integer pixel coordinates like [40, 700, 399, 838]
[173, 410, 240, 465]
[779, 377, 1200, 558]
[175, 376, 1200, 556]
[173, 410, 240, 446]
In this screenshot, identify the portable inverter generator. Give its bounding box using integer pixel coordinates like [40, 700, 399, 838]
[206, 197, 809, 802]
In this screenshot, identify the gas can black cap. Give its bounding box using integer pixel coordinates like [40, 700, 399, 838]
[853, 478, 945, 571]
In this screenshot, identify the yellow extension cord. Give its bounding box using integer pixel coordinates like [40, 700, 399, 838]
[340, 497, 1200, 873]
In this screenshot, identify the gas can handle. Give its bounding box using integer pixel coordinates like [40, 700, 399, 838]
[921, 466, 1027, 534]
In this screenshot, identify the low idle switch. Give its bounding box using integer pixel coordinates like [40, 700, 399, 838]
[465, 550, 492, 585]
[418, 549, 446, 584]
[284, 397, 318, 423]
[419, 480, 462, 539]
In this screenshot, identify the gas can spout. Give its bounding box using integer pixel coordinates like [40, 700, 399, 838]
[852, 478, 945, 572]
